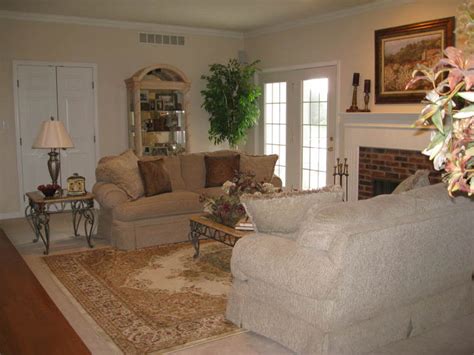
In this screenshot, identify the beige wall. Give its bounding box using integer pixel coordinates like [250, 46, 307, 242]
[244, 0, 460, 115]
[0, 19, 243, 214]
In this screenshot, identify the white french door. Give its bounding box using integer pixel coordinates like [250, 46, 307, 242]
[259, 66, 337, 189]
[16, 64, 97, 206]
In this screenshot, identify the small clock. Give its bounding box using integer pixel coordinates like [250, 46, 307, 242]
[67, 173, 86, 196]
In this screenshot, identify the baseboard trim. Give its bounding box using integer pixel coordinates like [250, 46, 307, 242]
[0, 212, 22, 220]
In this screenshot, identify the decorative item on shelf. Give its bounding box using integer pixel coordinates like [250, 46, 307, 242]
[361, 79, 371, 112]
[200, 172, 279, 227]
[67, 173, 86, 196]
[37, 183, 61, 198]
[346, 73, 360, 112]
[333, 158, 349, 201]
[32, 116, 74, 186]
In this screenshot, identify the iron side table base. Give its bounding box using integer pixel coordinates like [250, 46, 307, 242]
[25, 193, 95, 255]
[188, 218, 244, 259]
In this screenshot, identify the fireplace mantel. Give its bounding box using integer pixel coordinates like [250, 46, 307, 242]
[340, 112, 434, 201]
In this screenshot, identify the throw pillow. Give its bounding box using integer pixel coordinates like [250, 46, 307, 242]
[137, 159, 172, 197]
[392, 170, 430, 194]
[240, 154, 278, 183]
[240, 185, 343, 235]
[95, 150, 144, 200]
[205, 155, 240, 187]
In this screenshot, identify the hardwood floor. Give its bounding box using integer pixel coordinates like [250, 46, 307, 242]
[0, 228, 90, 355]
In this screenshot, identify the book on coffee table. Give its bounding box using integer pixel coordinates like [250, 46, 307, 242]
[235, 219, 254, 231]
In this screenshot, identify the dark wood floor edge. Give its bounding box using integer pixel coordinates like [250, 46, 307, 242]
[0, 228, 91, 355]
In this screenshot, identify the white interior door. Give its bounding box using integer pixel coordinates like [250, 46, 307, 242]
[16, 63, 97, 206]
[57, 66, 96, 192]
[17, 65, 58, 194]
[259, 66, 337, 189]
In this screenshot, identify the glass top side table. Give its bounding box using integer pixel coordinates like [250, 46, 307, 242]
[24, 191, 96, 255]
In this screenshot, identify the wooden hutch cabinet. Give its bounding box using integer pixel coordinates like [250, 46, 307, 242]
[125, 64, 191, 157]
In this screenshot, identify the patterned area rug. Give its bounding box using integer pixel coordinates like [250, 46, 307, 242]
[44, 242, 240, 354]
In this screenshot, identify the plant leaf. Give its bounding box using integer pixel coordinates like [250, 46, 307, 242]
[430, 110, 444, 133]
[458, 92, 474, 102]
[453, 104, 474, 119]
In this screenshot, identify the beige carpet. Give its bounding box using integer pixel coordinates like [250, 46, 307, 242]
[44, 241, 240, 354]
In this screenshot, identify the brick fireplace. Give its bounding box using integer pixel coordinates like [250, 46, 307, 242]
[358, 147, 441, 200]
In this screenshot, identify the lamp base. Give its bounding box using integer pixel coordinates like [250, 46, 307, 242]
[47, 149, 60, 185]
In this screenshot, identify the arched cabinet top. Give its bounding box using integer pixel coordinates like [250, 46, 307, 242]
[125, 64, 191, 90]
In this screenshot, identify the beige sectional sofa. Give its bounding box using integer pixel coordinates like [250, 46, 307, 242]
[93, 150, 281, 250]
[227, 183, 474, 354]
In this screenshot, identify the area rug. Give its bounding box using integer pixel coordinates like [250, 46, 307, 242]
[43, 241, 241, 354]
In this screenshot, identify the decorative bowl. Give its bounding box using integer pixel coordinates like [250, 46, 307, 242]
[38, 184, 61, 197]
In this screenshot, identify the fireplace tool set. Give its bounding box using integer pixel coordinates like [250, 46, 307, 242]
[333, 158, 349, 201]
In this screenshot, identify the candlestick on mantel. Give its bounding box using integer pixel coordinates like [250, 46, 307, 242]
[346, 72, 360, 112]
[361, 79, 371, 112]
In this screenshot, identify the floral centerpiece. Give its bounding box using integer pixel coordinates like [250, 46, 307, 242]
[200, 172, 279, 227]
[407, 47, 473, 196]
[407, 1, 474, 197]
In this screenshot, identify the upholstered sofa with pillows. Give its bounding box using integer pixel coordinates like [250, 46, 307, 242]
[93, 149, 281, 250]
[227, 183, 474, 354]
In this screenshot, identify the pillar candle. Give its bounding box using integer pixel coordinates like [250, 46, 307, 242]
[352, 73, 360, 86]
[364, 79, 371, 93]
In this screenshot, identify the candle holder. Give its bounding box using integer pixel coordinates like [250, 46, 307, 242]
[333, 158, 349, 201]
[346, 85, 359, 112]
[361, 93, 371, 112]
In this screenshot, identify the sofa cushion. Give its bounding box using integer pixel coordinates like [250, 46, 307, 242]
[137, 159, 172, 197]
[392, 169, 430, 194]
[194, 187, 226, 198]
[404, 182, 473, 211]
[141, 155, 186, 191]
[113, 191, 202, 222]
[240, 154, 278, 183]
[95, 150, 144, 200]
[180, 153, 206, 190]
[241, 185, 343, 235]
[205, 155, 240, 187]
[231, 234, 339, 299]
[297, 193, 417, 250]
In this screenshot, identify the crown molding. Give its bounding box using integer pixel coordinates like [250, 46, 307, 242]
[0, 10, 244, 39]
[244, 0, 416, 38]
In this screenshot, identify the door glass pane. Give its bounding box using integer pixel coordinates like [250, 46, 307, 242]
[264, 82, 287, 186]
[301, 78, 329, 190]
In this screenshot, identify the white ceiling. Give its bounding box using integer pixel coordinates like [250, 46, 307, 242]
[0, 0, 379, 32]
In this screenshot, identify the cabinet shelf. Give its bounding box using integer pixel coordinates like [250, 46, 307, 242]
[126, 64, 190, 157]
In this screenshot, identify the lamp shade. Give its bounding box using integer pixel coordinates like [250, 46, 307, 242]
[32, 119, 74, 149]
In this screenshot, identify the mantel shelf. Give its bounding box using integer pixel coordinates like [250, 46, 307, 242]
[339, 112, 419, 120]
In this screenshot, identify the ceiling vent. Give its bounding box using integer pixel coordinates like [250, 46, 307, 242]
[139, 33, 185, 46]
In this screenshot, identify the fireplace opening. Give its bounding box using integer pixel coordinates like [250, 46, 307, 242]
[373, 179, 400, 196]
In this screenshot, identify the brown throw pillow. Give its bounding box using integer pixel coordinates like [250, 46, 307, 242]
[137, 159, 172, 197]
[205, 155, 240, 187]
[240, 154, 278, 183]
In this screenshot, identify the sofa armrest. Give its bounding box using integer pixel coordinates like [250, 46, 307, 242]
[93, 182, 129, 210]
[270, 175, 282, 188]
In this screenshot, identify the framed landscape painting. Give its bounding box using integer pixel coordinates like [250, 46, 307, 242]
[375, 17, 455, 104]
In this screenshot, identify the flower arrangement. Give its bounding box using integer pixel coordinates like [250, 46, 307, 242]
[200, 172, 279, 227]
[407, 46, 474, 196]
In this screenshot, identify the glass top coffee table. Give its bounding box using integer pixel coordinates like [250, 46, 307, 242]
[188, 215, 252, 258]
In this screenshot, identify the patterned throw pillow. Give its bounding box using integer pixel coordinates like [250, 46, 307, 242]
[204, 155, 240, 187]
[392, 170, 431, 194]
[240, 154, 278, 183]
[95, 150, 144, 200]
[137, 159, 172, 197]
[240, 185, 343, 235]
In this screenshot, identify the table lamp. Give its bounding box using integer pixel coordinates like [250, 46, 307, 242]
[32, 117, 74, 185]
